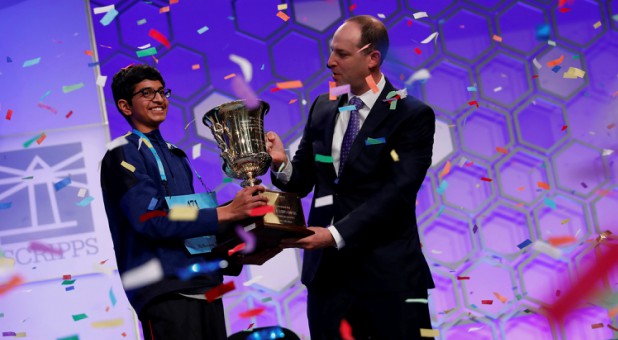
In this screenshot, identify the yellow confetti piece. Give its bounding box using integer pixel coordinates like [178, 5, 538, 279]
[159, 6, 170, 13]
[120, 161, 136, 172]
[390, 149, 399, 162]
[276, 11, 290, 22]
[168, 206, 199, 221]
[15, 333, 26, 338]
[561, 218, 570, 225]
[420, 328, 440, 337]
[493, 291, 508, 303]
[492, 34, 502, 42]
[593, 21, 602, 29]
[192, 64, 200, 70]
[563, 67, 586, 79]
[91, 318, 124, 328]
[277, 3, 288, 10]
[224, 73, 236, 80]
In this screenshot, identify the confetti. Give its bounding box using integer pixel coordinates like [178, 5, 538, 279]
[100, 8, 119, 26]
[109, 288, 117, 307]
[468, 100, 479, 108]
[230, 76, 259, 109]
[0, 275, 23, 295]
[229, 54, 253, 82]
[421, 32, 439, 44]
[481, 300, 493, 305]
[315, 195, 333, 208]
[139, 210, 167, 223]
[159, 6, 170, 13]
[192, 143, 201, 159]
[563, 67, 585, 79]
[235, 225, 256, 254]
[276, 11, 290, 22]
[536, 23, 550, 40]
[413, 12, 428, 19]
[405, 298, 428, 303]
[5, 109, 13, 120]
[0, 202, 12, 210]
[492, 35, 502, 42]
[137, 18, 147, 25]
[148, 29, 171, 48]
[62, 83, 84, 93]
[121, 258, 163, 290]
[517, 239, 532, 249]
[204, 281, 235, 302]
[330, 84, 350, 97]
[547, 236, 576, 247]
[106, 136, 128, 150]
[365, 137, 386, 145]
[72, 313, 88, 321]
[22, 57, 41, 67]
[93, 4, 114, 14]
[467, 86, 477, 92]
[53, 176, 71, 191]
[239, 307, 266, 318]
[315, 154, 333, 163]
[91, 318, 124, 328]
[593, 21, 602, 29]
[537, 182, 550, 190]
[168, 206, 199, 221]
[228, 243, 246, 256]
[96, 75, 108, 87]
[349, 4, 357, 11]
[420, 328, 439, 337]
[496, 146, 508, 154]
[249, 205, 275, 217]
[277, 3, 288, 10]
[405, 69, 431, 84]
[338, 105, 357, 113]
[532, 240, 562, 259]
[197, 26, 209, 34]
[390, 150, 399, 162]
[76, 196, 94, 207]
[276, 80, 303, 89]
[414, 48, 422, 55]
[136, 47, 158, 58]
[544, 196, 557, 209]
[120, 160, 136, 172]
[480, 177, 492, 182]
[494, 292, 508, 303]
[457, 276, 470, 280]
[436, 180, 448, 195]
[57, 335, 79, 340]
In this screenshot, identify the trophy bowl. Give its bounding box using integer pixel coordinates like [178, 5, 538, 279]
[202, 99, 313, 257]
[202, 99, 271, 187]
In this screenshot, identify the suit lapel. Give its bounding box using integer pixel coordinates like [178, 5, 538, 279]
[342, 80, 396, 171]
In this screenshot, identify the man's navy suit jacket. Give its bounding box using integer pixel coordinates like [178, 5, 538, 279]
[272, 79, 436, 293]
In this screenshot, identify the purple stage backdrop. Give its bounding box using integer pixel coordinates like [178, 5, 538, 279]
[1, 0, 618, 339]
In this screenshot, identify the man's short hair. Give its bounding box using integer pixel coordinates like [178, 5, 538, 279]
[345, 15, 389, 65]
[111, 64, 165, 120]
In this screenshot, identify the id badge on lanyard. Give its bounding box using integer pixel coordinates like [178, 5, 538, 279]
[165, 192, 219, 255]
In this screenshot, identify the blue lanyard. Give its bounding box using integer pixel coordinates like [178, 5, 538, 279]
[132, 129, 210, 194]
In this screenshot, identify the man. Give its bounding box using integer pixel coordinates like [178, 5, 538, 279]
[266, 15, 436, 339]
[101, 64, 272, 339]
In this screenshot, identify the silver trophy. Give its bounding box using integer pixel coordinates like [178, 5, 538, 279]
[203, 100, 271, 187]
[202, 99, 312, 256]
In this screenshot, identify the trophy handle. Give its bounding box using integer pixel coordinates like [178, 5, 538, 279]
[203, 107, 236, 174]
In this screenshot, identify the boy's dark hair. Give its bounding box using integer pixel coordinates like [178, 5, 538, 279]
[345, 15, 389, 65]
[111, 64, 165, 123]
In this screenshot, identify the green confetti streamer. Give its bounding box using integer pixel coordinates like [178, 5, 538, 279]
[136, 47, 158, 58]
[62, 83, 84, 93]
[72, 313, 87, 321]
[315, 154, 333, 163]
[61, 279, 76, 285]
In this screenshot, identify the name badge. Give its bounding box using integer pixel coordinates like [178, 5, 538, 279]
[165, 192, 218, 255]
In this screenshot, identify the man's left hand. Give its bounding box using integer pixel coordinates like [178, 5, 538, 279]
[280, 227, 336, 250]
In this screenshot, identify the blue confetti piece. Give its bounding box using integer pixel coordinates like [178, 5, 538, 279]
[75, 196, 94, 207]
[436, 205, 445, 217]
[22, 57, 41, 68]
[54, 176, 71, 191]
[470, 304, 478, 309]
[148, 197, 158, 210]
[436, 180, 448, 195]
[517, 239, 532, 249]
[535, 23, 550, 40]
[109, 288, 117, 307]
[197, 26, 209, 34]
[365, 137, 386, 146]
[40, 90, 52, 102]
[544, 196, 557, 209]
[260, 64, 265, 70]
[88, 61, 100, 67]
[65, 286, 75, 291]
[6, 56, 12, 63]
[551, 65, 561, 73]
[338, 105, 356, 113]
[0, 202, 11, 210]
[100, 8, 119, 26]
[466, 86, 477, 92]
[247, 327, 285, 340]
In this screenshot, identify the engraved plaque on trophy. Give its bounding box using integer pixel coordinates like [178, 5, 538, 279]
[202, 100, 313, 255]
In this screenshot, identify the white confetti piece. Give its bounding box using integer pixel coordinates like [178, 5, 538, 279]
[137, 43, 151, 50]
[77, 188, 87, 198]
[314, 195, 333, 208]
[493, 86, 503, 92]
[106, 136, 128, 150]
[413, 12, 428, 19]
[96, 75, 107, 87]
[93, 4, 114, 14]
[229, 54, 253, 82]
[421, 32, 439, 44]
[121, 258, 163, 290]
[531, 240, 562, 259]
[533, 58, 542, 69]
[405, 69, 431, 84]
[192, 143, 201, 159]
[602, 149, 614, 156]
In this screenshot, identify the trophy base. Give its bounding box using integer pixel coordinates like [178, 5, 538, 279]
[212, 190, 312, 261]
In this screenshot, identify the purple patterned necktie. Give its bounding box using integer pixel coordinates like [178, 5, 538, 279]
[339, 96, 364, 174]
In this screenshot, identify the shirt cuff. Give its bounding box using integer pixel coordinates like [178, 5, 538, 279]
[272, 160, 292, 184]
[327, 225, 345, 249]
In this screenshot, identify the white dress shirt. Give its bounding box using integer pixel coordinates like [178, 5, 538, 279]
[273, 74, 386, 249]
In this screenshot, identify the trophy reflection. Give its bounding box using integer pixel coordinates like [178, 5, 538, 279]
[202, 100, 312, 254]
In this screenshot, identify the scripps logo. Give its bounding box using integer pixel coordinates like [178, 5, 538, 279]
[0, 142, 95, 244]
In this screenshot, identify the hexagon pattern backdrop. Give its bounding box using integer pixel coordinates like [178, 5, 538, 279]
[91, 0, 618, 339]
